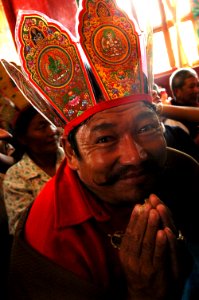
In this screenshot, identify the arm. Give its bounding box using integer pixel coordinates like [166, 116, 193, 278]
[157, 104, 199, 123]
[0, 152, 15, 166]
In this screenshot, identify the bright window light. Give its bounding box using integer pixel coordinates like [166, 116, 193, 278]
[0, 0, 198, 74]
[178, 21, 199, 65]
[0, 1, 20, 64]
[153, 32, 171, 73]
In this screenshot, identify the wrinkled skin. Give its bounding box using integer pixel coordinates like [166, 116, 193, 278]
[64, 102, 166, 205]
[119, 194, 179, 300]
[63, 101, 180, 299]
[174, 76, 199, 107]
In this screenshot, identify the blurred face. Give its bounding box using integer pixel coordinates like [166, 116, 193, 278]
[65, 102, 167, 205]
[0, 140, 7, 154]
[0, 140, 14, 156]
[175, 76, 199, 106]
[22, 114, 60, 155]
[152, 90, 161, 104]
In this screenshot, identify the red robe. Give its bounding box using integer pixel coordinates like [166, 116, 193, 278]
[10, 149, 199, 299]
[25, 158, 130, 290]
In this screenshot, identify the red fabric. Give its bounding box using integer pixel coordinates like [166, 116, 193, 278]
[25, 161, 131, 287]
[25, 158, 131, 287]
[64, 95, 152, 136]
[2, 0, 77, 44]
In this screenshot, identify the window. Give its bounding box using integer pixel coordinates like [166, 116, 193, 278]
[0, 0, 199, 76]
[151, 0, 199, 75]
[117, 0, 199, 76]
[0, 0, 19, 64]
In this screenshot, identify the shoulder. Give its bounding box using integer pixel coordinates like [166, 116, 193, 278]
[5, 153, 31, 171]
[164, 147, 199, 188]
[3, 154, 47, 191]
[3, 153, 35, 179]
[164, 119, 189, 134]
[164, 148, 199, 242]
[3, 159, 24, 180]
[166, 147, 199, 168]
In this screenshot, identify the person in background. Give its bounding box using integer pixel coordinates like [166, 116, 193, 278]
[157, 104, 199, 123]
[152, 85, 199, 162]
[6, 3, 199, 300]
[152, 83, 170, 105]
[0, 128, 15, 299]
[0, 95, 19, 132]
[0, 128, 15, 174]
[162, 124, 199, 162]
[3, 105, 64, 235]
[164, 68, 199, 147]
[170, 68, 199, 107]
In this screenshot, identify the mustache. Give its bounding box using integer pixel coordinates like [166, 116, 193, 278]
[94, 160, 162, 186]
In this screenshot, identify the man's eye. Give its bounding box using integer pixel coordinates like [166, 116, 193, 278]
[36, 125, 45, 130]
[36, 123, 48, 130]
[138, 123, 160, 134]
[96, 136, 114, 144]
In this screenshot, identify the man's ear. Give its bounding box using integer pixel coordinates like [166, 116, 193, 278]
[61, 137, 79, 170]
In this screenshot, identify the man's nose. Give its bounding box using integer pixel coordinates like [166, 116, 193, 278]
[47, 124, 59, 135]
[195, 84, 199, 93]
[118, 134, 147, 165]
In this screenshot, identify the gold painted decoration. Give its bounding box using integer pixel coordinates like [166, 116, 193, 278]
[78, 0, 148, 100]
[15, 11, 96, 124]
[2, 1, 152, 134]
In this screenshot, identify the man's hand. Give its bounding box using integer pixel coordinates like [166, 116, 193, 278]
[119, 194, 179, 300]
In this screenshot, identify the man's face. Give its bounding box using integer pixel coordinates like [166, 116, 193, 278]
[175, 76, 199, 106]
[65, 102, 167, 205]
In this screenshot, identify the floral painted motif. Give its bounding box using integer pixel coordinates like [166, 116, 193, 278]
[13, 0, 151, 133]
[15, 11, 96, 123]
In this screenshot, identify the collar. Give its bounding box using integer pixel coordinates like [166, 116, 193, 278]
[54, 159, 110, 229]
[21, 148, 64, 180]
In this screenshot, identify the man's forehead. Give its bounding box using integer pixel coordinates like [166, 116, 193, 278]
[80, 102, 155, 131]
[184, 76, 199, 85]
[93, 101, 147, 117]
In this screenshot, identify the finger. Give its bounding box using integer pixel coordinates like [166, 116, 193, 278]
[153, 229, 168, 270]
[146, 194, 162, 208]
[141, 208, 161, 265]
[164, 227, 179, 280]
[121, 203, 151, 258]
[156, 204, 177, 235]
[146, 194, 178, 236]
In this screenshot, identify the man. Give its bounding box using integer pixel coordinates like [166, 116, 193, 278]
[3, 105, 64, 235]
[170, 68, 199, 107]
[4, 1, 199, 299]
[152, 84, 199, 162]
[0, 128, 15, 175]
[164, 68, 199, 145]
[8, 98, 199, 300]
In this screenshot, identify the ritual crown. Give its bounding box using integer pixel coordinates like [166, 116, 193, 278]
[1, 0, 153, 135]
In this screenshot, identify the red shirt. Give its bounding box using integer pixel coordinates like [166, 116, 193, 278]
[25, 159, 132, 288]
